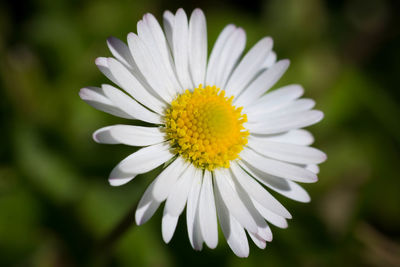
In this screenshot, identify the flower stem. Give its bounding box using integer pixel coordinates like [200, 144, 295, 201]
[95, 202, 138, 258]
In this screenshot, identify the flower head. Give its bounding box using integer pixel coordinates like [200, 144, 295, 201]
[165, 85, 249, 170]
[80, 8, 326, 257]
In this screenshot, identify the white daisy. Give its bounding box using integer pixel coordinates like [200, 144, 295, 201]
[79, 8, 326, 257]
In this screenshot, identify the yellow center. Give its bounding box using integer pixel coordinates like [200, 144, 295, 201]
[164, 85, 249, 170]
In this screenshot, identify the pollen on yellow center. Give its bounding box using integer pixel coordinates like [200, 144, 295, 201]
[164, 84, 249, 170]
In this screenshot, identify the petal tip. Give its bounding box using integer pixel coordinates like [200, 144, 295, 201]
[78, 88, 87, 99]
[95, 57, 107, 66]
[192, 8, 204, 16]
[280, 58, 290, 67]
[310, 175, 319, 183]
[127, 32, 136, 39]
[106, 36, 116, 43]
[109, 179, 124, 186]
[236, 250, 249, 258]
[302, 195, 311, 203]
[286, 211, 293, 219]
[319, 111, 325, 121]
[108, 176, 134, 186]
[321, 152, 328, 162]
[164, 10, 173, 16]
[135, 213, 144, 226]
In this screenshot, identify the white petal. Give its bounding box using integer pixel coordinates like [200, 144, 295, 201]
[230, 162, 291, 218]
[262, 50, 277, 69]
[142, 13, 172, 63]
[248, 138, 327, 164]
[93, 125, 164, 146]
[135, 178, 161, 225]
[306, 164, 320, 174]
[198, 170, 218, 249]
[249, 99, 316, 123]
[246, 110, 324, 135]
[215, 188, 249, 258]
[228, 216, 250, 258]
[186, 171, 203, 250]
[244, 84, 304, 117]
[79, 86, 131, 119]
[253, 129, 314, 146]
[107, 36, 135, 68]
[95, 57, 120, 86]
[225, 37, 273, 97]
[192, 209, 204, 250]
[108, 176, 136, 187]
[105, 40, 154, 94]
[214, 28, 246, 88]
[107, 57, 166, 114]
[214, 169, 258, 233]
[205, 24, 236, 86]
[234, 59, 290, 107]
[252, 199, 288, 228]
[139, 14, 181, 95]
[108, 142, 173, 186]
[248, 232, 267, 249]
[162, 208, 179, 243]
[231, 174, 274, 241]
[102, 84, 162, 124]
[93, 126, 118, 144]
[173, 9, 193, 90]
[152, 157, 188, 202]
[145, 13, 180, 80]
[267, 98, 315, 117]
[215, 28, 246, 90]
[241, 148, 318, 183]
[165, 164, 197, 216]
[127, 33, 174, 103]
[240, 162, 311, 203]
[188, 9, 207, 87]
[163, 10, 175, 50]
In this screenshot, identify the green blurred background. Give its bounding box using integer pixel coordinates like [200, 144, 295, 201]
[1, 0, 400, 266]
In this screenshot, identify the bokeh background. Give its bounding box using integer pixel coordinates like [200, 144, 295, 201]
[1, 0, 400, 266]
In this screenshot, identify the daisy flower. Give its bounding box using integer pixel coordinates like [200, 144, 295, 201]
[79, 8, 326, 257]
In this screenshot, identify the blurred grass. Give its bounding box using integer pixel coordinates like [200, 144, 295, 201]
[1, 0, 400, 266]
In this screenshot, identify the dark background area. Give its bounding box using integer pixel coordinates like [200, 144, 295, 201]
[1, 0, 400, 266]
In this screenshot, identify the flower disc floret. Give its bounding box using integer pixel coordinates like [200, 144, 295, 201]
[165, 85, 249, 170]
